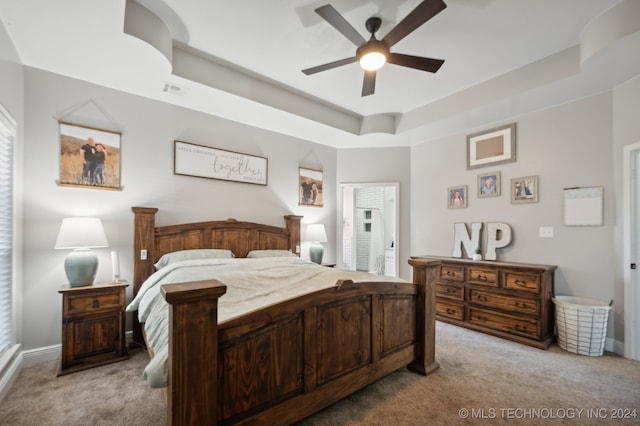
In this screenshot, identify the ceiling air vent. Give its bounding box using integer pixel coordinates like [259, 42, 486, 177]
[162, 82, 188, 96]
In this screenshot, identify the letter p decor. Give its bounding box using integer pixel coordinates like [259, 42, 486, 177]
[485, 222, 512, 260]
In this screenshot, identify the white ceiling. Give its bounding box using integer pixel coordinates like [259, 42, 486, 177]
[1, 0, 640, 148]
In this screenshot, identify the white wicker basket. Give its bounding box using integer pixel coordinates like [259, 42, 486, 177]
[552, 296, 612, 356]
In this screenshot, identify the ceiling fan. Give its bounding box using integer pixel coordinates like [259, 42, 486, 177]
[302, 0, 447, 97]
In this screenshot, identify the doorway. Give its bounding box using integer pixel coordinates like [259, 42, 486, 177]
[339, 183, 399, 277]
[623, 142, 640, 360]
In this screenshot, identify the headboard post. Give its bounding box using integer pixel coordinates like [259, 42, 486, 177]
[131, 206, 158, 347]
[284, 215, 303, 255]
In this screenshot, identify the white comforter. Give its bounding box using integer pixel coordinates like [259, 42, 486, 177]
[126, 257, 404, 387]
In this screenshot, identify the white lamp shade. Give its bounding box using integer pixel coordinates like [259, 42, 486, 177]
[54, 217, 109, 249]
[305, 224, 328, 243]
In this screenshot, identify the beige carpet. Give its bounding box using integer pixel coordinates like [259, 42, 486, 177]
[1, 322, 639, 425]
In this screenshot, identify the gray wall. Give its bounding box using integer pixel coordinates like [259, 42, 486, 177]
[410, 90, 639, 343]
[20, 68, 338, 350]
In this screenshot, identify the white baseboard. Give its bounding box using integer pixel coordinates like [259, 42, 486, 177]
[1, 344, 60, 403]
[0, 344, 22, 402]
[21, 344, 61, 367]
[608, 337, 625, 356]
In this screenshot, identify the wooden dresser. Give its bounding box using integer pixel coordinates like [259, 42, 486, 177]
[423, 257, 556, 349]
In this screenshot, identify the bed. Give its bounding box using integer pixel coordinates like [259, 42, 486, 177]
[129, 206, 440, 425]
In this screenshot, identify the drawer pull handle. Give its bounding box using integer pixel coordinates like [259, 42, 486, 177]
[92, 300, 100, 308]
[477, 295, 488, 302]
[515, 301, 528, 308]
[446, 308, 456, 314]
[514, 325, 528, 332]
[476, 275, 487, 281]
[446, 271, 455, 277]
[446, 288, 456, 293]
[514, 279, 528, 287]
[477, 315, 488, 322]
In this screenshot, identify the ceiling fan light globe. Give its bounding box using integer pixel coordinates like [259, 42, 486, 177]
[359, 52, 386, 71]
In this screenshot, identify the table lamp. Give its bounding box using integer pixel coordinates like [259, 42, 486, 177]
[54, 217, 109, 286]
[305, 224, 328, 264]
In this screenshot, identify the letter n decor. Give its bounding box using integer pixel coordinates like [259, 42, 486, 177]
[174, 140, 268, 186]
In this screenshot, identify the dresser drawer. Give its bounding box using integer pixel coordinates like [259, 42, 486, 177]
[65, 290, 124, 316]
[469, 308, 539, 338]
[467, 267, 498, 287]
[436, 300, 464, 321]
[469, 289, 538, 315]
[438, 265, 465, 283]
[502, 271, 540, 293]
[436, 283, 464, 301]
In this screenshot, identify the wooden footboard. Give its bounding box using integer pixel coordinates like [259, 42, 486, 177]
[161, 258, 440, 426]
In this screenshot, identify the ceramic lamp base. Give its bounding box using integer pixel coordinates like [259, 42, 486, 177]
[309, 242, 324, 264]
[65, 249, 98, 287]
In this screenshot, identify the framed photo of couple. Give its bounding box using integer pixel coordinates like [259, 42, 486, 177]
[58, 121, 122, 190]
[298, 167, 324, 207]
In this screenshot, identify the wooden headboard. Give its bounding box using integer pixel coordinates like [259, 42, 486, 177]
[130, 207, 303, 347]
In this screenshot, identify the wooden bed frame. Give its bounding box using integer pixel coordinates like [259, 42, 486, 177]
[131, 207, 440, 425]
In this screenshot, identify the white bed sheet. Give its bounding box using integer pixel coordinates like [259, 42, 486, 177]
[126, 257, 405, 387]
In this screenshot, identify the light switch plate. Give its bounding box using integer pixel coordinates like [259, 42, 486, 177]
[539, 226, 554, 238]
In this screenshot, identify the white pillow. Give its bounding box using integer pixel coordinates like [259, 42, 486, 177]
[154, 249, 234, 269]
[246, 249, 297, 259]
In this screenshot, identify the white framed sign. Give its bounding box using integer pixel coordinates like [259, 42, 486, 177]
[564, 186, 603, 226]
[174, 140, 268, 186]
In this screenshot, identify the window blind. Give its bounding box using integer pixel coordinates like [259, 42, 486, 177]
[0, 108, 14, 356]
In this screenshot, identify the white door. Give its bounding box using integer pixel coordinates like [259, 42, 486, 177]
[623, 143, 640, 360]
[339, 183, 399, 277]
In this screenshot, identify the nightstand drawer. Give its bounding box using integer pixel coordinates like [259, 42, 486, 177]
[65, 290, 124, 316]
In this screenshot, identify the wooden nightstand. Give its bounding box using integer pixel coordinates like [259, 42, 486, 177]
[57, 281, 129, 376]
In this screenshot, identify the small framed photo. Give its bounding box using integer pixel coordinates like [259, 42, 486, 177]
[478, 171, 500, 198]
[467, 123, 516, 170]
[299, 167, 323, 207]
[448, 185, 468, 209]
[511, 175, 538, 204]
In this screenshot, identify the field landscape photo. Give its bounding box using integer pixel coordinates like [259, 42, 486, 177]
[59, 122, 121, 189]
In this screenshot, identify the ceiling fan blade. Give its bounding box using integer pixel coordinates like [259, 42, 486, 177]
[302, 57, 357, 75]
[382, 0, 447, 47]
[387, 53, 444, 73]
[315, 4, 367, 47]
[361, 70, 376, 97]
